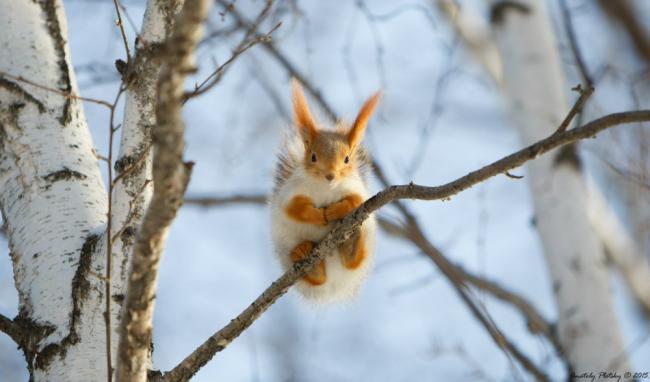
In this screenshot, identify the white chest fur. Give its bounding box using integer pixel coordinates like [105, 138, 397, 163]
[269, 166, 376, 304]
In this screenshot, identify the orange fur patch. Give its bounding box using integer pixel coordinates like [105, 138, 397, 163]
[340, 230, 366, 270]
[290, 240, 327, 285]
[285, 195, 327, 225]
[348, 91, 381, 148]
[291, 79, 318, 144]
[325, 193, 364, 222]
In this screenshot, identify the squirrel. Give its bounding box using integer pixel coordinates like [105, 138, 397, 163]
[270, 79, 381, 303]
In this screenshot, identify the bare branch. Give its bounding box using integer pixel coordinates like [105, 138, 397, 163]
[104, 84, 126, 382]
[184, 193, 267, 206]
[159, 109, 650, 381]
[184, 193, 560, 353]
[554, 84, 594, 134]
[0, 313, 22, 346]
[113, 0, 132, 61]
[216, 0, 337, 121]
[598, 0, 650, 66]
[0, 70, 113, 109]
[184, 0, 280, 101]
[378, 218, 563, 357]
[559, 0, 593, 87]
[115, 1, 211, 381]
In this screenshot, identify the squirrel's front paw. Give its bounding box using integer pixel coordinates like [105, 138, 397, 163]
[325, 194, 364, 222]
[325, 203, 348, 222]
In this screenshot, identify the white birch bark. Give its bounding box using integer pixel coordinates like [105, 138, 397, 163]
[489, 0, 630, 373]
[109, 0, 184, 365]
[0, 1, 109, 380]
[587, 183, 650, 314]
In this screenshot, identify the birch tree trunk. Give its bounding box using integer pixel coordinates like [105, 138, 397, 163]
[0, 1, 109, 380]
[109, 0, 184, 367]
[587, 184, 650, 315]
[489, 0, 630, 374]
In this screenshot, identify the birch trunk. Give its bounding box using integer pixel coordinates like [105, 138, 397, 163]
[587, 184, 650, 315]
[489, 0, 629, 374]
[109, 0, 184, 366]
[0, 1, 109, 380]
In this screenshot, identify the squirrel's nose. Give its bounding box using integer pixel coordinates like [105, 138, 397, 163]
[325, 174, 334, 182]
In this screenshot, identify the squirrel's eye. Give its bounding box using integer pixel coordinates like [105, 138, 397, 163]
[344, 156, 349, 164]
[311, 153, 317, 162]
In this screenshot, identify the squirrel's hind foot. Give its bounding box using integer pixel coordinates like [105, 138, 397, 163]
[290, 240, 327, 285]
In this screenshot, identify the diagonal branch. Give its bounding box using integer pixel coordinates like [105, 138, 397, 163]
[115, 1, 211, 381]
[598, 0, 650, 66]
[185, 193, 562, 354]
[378, 217, 564, 356]
[219, 7, 567, 372]
[159, 109, 650, 381]
[185, 193, 267, 207]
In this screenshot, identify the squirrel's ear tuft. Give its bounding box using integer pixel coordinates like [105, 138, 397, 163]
[348, 91, 381, 148]
[291, 78, 318, 145]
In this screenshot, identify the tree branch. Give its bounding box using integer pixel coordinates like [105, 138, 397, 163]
[214, 0, 337, 121]
[185, 193, 267, 207]
[184, 0, 280, 101]
[598, 0, 650, 66]
[159, 109, 650, 381]
[115, 1, 211, 381]
[185, 194, 562, 354]
[378, 218, 564, 357]
[0, 313, 22, 346]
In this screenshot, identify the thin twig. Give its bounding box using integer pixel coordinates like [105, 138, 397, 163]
[113, 180, 153, 242]
[559, 0, 593, 87]
[0, 70, 113, 109]
[378, 218, 563, 357]
[103, 85, 125, 382]
[158, 109, 650, 381]
[504, 171, 524, 179]
[111, 142, 153, 187]
[554, 84, 594, 134]
[598, 0, 650, 66]
[185, 194, 267, 206]
[113, 0, 132, 62]
[215, 0, 337, 121]
[184, 0, 280, 102]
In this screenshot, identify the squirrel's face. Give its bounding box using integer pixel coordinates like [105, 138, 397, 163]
[290, 79, 381, 185]
[303, 131, 356, 185]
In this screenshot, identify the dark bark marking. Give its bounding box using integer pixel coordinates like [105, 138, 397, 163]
[42, 167, 87, 183]
[553, 144, 581, 170]
[0, 78, 46, 113]
[490, 1, 531, 25]
[33, 233, 99, 370]
[35, 0, 73, 125]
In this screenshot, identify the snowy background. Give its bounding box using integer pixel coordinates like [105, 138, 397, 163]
[1, 0, 650, 380]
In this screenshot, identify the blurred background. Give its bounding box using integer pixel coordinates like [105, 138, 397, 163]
[1, 0, 650, 380]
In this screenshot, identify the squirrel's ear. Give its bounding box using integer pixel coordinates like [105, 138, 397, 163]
[348, 91, 381, 148]
[291, 78, 318, 145]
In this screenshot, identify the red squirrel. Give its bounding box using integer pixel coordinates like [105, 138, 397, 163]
[270, 79, 380, 303]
